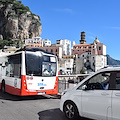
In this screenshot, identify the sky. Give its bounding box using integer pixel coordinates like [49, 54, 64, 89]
[21, 0, 120, 60]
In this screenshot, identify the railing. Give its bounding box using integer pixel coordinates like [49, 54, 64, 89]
[58, 74, 90, 94]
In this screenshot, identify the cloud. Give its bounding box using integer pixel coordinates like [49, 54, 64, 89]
[55, 8, 73, 14]
[106, 26, 120, 30]
[87, 36, 95, 40]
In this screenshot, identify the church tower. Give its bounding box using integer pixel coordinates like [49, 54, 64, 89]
[80, 31, 86, 44]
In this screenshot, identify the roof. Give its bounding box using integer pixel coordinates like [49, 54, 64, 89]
[73, 43, 104, 48]
[15, 48, 54, 55]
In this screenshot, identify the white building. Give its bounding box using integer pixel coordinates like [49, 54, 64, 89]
[43, 39, 51, 47]
[25, 37, 42, 44]
[58, 55, 75, 74]
[25, 37, 43, 48]
[56, 39, 71, 55]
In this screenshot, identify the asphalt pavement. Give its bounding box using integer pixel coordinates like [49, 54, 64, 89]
[0, 91, 90, 120]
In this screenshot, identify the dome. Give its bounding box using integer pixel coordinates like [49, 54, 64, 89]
[93, 36, 100, 45]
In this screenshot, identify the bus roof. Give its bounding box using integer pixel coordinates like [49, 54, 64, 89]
[15, 48, 54, 55]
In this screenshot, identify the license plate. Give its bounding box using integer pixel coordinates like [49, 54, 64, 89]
[37, 92, 45, 95]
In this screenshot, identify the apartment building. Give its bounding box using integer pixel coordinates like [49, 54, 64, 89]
[56, 39, 71, 55]
[25, 37, 43, 48]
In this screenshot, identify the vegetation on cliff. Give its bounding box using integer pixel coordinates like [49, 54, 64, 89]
[0, 0, 42, 49]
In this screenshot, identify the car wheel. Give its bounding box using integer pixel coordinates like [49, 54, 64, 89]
[64, 101, 79, 120]
[1, 81, 5, 93]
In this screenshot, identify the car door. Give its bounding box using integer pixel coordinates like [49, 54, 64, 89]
[112, 71, 120, 120]
[81, 72, 113, 120]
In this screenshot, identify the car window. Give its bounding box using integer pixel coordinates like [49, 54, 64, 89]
[77, 72, 111, 90]
[115, 72, 120, 90]
[77, 81, 88, 90]
[88, 72, 111, 90]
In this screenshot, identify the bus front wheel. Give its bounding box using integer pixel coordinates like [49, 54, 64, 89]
[1, 81, 5, 93]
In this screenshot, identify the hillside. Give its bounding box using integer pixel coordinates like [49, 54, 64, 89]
[0, 0, 42, 41]
[107, 55, 120, 66]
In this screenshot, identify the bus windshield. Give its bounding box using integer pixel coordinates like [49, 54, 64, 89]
[25, 52, 57, 77]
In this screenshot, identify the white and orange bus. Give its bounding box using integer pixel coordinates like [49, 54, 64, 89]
[0, 48, 58, 96]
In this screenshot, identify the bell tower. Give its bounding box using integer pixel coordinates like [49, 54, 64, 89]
[80, 31, 86, 44]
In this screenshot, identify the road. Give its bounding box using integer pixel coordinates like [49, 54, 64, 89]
[0, 91, 90, 120]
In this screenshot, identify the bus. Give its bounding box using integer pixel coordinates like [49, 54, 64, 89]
[0, 48, 58, 96]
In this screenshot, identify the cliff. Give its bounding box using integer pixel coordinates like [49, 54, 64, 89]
[0, 0, 42, 40]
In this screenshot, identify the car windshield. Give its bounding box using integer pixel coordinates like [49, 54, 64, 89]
[25, 52, 57, 77]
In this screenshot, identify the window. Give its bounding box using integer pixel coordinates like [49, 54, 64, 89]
[87, 72, 111, 90]
[25, 53, 42, 76]
[99, 46, 101, 50]
[115, 72, 120, 90]
[56, 49, 58, 52]
[25, 53, 57, 77]
[77, 72, 111, 90]
[51, 49, 53, 52]
[6, 54, 21, 78]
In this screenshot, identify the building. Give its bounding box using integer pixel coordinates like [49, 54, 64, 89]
[25, 37, 43, 48]
[58, 55, 75, 74]
[72, 31, 107, 73]
[43, 39, 51, 47]
[56, 39, 71, 55]
[39, 44, 62, 59]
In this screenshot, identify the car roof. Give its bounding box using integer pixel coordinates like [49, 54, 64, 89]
[96, 67, 120, 73]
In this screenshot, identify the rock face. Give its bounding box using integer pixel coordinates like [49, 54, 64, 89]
[0, 0, 42, 40]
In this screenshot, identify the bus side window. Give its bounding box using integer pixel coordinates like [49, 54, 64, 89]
[7, 54, 21, 78]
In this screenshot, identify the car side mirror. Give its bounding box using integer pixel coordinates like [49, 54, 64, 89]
[82, 85, 87, 90]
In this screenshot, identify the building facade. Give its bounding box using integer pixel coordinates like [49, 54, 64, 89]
[58, 55, 75, 74]
[39, 44, 62, 59]
[72, 31, 107, 73]
[43, 39, 51, 47]
[25, 37, 43, 48]
[56, 39, 71, 55]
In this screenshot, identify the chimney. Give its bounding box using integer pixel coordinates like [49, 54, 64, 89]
[80, 31, 86, 44]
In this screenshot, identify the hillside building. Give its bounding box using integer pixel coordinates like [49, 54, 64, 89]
[25, 37, 43, 48]
[72, 31, 107, 73]
[39, 44, 62, 59]
[56, 39, 71, 55]
[58, 55, 75, 74]
[43, 39, 51, 47]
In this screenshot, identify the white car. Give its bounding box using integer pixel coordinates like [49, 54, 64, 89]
[60, 67, 120, 120]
